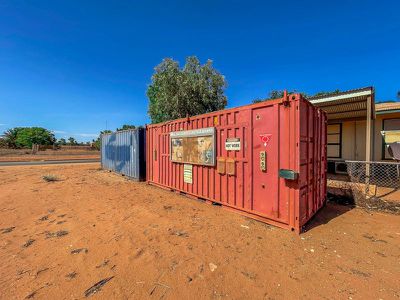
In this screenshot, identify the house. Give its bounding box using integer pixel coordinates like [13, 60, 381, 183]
[308, 87, 400, 174]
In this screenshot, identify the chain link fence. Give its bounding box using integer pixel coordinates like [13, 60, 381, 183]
[345, 161, 400, 213]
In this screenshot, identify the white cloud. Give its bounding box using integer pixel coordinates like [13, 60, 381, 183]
[74, 133, 98, 138]
[52, 130, 67, 134]
[51, 130, 99, 141]
[0, 123, 7, 126]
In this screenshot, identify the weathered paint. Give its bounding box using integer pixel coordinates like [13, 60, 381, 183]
[146, 94, 327, 232]
[101, 128, 146, 180]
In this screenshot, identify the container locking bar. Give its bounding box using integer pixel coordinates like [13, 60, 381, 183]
[279, 169, 298, 180]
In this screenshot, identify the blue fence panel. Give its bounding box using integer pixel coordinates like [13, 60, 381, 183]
[100, 128, 145, 180]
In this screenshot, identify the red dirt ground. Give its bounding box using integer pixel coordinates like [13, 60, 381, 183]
[0, 154, 100, 162]
[0, 164, 399, 299]
[0, 149, 99, 162]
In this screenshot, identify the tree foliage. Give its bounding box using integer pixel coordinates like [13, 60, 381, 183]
[0, 137, 7, 148]
[253, 90, 309, 103]
[92, 130, 112, 150]
[3, 128, 21, 148]
[252, 89, 342, 103]
[58, 138, 67, 145]
[312, 89, 341, 97]
[116, 124, 136, 131]
[3, 127, 55, 148]
[67, 137, 77, 145]
[147, 56, 227, 123]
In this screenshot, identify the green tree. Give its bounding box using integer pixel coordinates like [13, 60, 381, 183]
[252, 90, 310, 104]
[147, 56, 227, 123]
[58, 138, 67, 145]
[312, 89, 341, 97]
[93, 130, 112, 150]
[3, 127, 55, 148]
[3, 127, 23, 148]
[252, 89, 343, 103]
[116, 124, 136, 131]
[67, 137, 77, 145]
[0, 137, 7, 148]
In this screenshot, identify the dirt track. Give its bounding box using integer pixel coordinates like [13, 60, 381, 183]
[0, 164, 399, 299]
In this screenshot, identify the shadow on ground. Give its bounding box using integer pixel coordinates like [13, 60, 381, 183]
[304, 197, 354, 232]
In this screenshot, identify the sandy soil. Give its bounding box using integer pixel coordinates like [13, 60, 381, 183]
[0, 154, 100, 162]
[0, 164, 399, 299]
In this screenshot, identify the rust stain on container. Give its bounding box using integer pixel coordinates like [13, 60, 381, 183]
[146, 94, 327, 233]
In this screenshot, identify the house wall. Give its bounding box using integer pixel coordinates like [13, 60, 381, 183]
[328, 112, 400, 162]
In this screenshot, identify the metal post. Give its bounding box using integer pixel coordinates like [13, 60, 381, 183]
[365, 96, 372, 196]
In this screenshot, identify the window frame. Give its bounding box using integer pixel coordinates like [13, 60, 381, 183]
[327, 123, 342, 159]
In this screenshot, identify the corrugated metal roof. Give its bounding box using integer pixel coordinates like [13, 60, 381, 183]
[376, 102, 400, 112]
[309, 87, 375, 120]
[308, 86, 374, 102]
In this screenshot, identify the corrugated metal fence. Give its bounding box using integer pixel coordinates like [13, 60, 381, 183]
[101, 128, 146, 180]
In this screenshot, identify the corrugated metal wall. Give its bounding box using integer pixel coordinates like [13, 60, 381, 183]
[146, 94, 327, 232]
[101, 128, 146, 180]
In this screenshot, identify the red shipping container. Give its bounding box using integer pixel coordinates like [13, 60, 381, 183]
[146, 93, 327, 233]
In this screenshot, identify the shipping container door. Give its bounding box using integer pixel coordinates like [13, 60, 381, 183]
[252, 104, 288, 222]
[152, 129, 160, 182]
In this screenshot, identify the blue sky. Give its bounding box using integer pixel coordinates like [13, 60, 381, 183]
[1, 1, 399, 141]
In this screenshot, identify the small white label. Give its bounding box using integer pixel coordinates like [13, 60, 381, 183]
[183, 164, 193, 184]
[225, 138, 241, 151]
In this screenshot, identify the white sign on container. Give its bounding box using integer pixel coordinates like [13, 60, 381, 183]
[225, 138, 241, 151]
[183, 164, 193, 184]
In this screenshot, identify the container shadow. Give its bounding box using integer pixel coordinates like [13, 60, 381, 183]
[303, 198, 354, 232]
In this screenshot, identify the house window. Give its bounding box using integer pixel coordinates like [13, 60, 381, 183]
[382, 118, 400, 160]
[327, 123, 342, 158]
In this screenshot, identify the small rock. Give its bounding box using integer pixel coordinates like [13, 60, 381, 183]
[209, 263, 218, 272]
[169, 229, 188, 237]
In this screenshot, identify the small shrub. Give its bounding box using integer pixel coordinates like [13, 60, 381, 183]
[42, 174, 59, 182]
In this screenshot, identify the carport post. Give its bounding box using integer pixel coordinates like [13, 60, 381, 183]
[365, 96, 372, 195]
